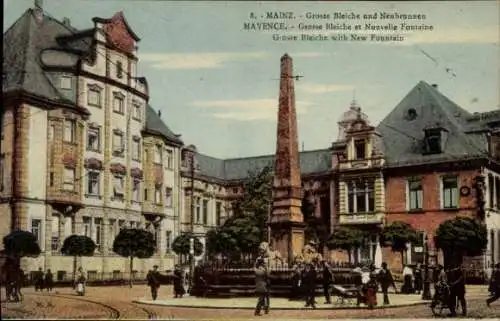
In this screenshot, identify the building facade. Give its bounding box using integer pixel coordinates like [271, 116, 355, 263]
[1, 6, 183, 278]
[3, 4, 499, 278]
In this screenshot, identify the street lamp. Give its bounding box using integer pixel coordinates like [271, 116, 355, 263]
[422, 232, 432, 300]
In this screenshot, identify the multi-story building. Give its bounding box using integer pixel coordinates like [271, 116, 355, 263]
[3, 3, 499, 277]
[181, 82, 500, 272]
[1, 4, 183, 277]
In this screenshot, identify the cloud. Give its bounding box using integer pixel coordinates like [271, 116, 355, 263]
[191, 98, 314, 121]
[140, 52, 268, 69]
[300, 83, 355, 94]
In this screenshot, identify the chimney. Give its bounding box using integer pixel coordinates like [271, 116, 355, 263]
[157, 110, 161, 118]
[431, 84, 438, 89]
[62, 17, 71, 27]
[34, 0, 43, 23]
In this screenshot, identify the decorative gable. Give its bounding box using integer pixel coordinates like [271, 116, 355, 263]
[97, 12, 140, 54]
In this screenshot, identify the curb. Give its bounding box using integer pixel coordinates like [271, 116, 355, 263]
[132, 299, 430, 311]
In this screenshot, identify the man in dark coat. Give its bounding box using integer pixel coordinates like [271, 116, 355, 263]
[302, 262, 317, 309]
[321, 260, 333, 304]
[173, 265, 185, 298]
[414, 263, 423, 294]
[289, 261, 302, 301]
[146, 265, 161, 300]
[448, 266, 466, 317]
[34, 267, 44, 291]
[487, 262, 500, 307]
[378, 262, 397, 305]
[254, 257, 270, 316]
[44, 269, 54, 292]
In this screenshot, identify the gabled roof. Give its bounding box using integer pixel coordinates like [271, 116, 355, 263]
[376, 81, 488, 167]
[92, 11, 141, 42]
[3, 9, 80, 103]
[144, 105, 183, 145]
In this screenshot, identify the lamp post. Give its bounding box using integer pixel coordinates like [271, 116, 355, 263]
[422, 232, 432, 300]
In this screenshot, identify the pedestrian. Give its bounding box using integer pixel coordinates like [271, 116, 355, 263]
[289, 260, 302, 301]
[487, 263, 500, 307]
[402, 264, 414, 294]
[448, 265, 467, 317]
[34, 267, 44, 291]
[254, 257, 270, 316]
[378, 262, 397, 305]
[146, 265, 161, 300]
[173, 265, 185, 298]
[414, 263, 423, 295]
[302, 262, 317, 309]
[44, 269, 54, 292]
[365, 273, 378, 309]
[321, 260, 333, 304]
[75, 267, 86, 296]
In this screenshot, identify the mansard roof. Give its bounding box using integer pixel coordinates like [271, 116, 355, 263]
[192, 149, 332, 182]
[376, 81, 488, 167]
[144, 105, 183, 146]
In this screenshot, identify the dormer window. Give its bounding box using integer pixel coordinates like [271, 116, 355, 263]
[424, 128, 445, 154]
[59, 76, 72, 90]
[354, 139, 366, 159]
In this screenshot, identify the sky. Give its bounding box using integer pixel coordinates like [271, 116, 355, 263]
[4, 0, 499, 159]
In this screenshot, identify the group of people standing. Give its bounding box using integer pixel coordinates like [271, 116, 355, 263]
[146, 264, 189, 301]
[33, 267, 54, 292]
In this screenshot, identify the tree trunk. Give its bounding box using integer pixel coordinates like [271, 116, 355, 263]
[347, 249, 352, 264]
[129, 256, 133, 288]
[400, 251, 405, 270]
[72, 256, 77, 289]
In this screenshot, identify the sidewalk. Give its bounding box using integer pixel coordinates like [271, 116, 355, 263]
[134, 285, 490, 310]
[134, 293, 428, 310]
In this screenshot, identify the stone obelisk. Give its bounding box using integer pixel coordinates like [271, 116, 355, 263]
[269, 54, 304, 264]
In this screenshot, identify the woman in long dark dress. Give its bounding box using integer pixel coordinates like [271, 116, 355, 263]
[173, 265, 185, 298]
[413, 263, 423, 294]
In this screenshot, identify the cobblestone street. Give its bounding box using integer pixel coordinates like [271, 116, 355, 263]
[2, 285, 499, 319]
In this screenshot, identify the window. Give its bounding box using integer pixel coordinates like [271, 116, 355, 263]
[165, 149, 173, 169]
[155, 185, 162, 204]
[216, 202, 222, 226]
[49, 124, 55, 141]
[83, 217, 91, 237]
[132, 180, 141, 202]
[87, 127, 100, 151]
[94, 218, 102, 251]
[59, 76, 72, 90]
[116, 61, 123, 79]
[86, 170, 100, 195]
[424, 129, 442, 154]
[495, 177, 500, 210]
[113, 175, 125, 200]
[31, 219, 42, 245]
[51, 215, 60, 251]
[88, 87, 101, 106]
[203, 199, 209, 225]
[165, 187, 173, 207]
[442, 176, 458, 209]
[154, 145, 162, 164]
[165, 230, 172, 254]
[113, 132, 124, 154]
[113, 96, 124, 114]
[354, 139, 366, 159]
[489, 174, 494, 208]
[195, 197, 201, 223]
[108, 219, 116, 250]
[408, 178, 423, 210]
[347, 180, 375, 213]
[133, 102, 141, 120]
[63, 119, 75, 143]
[132, 138, 140, 161]
[63, 168, 75, 191]
[155, 228, 161, 252]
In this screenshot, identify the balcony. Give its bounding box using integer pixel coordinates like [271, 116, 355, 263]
[338, 212, 384, 225]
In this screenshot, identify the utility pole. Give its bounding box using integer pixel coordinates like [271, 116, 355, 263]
[422, 232, 432, 300]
